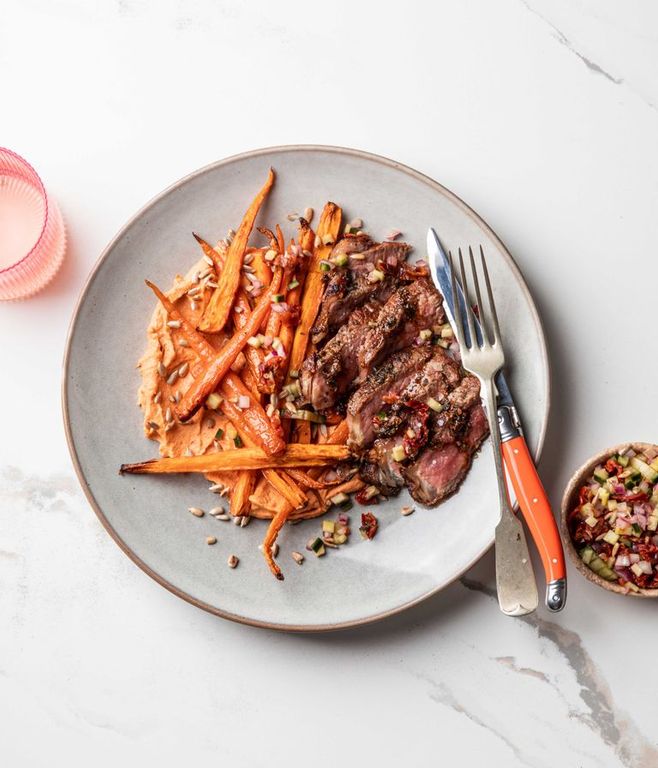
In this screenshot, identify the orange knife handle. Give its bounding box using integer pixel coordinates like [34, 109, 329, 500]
[502, 435, 567, 611]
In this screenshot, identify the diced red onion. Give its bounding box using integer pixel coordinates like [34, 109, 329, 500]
[271, 302, 289, 313]
[644, 446, 658, 461]
[386, 255, 398, 267]
[637, 560, 653, 575]
[364, 262, 375, 272]
[415, 259, 427, 267]
[615, 555, 631, 567]
[238, 395, 250, 409]
[630, 553, 641, 564]
[614, 484, 625, 495]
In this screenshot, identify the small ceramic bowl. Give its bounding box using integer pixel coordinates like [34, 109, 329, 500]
[561, 442, 658, 597]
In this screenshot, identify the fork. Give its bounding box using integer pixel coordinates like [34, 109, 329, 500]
[449, 246, 539, 616]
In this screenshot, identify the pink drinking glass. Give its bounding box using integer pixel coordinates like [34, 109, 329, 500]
[0, 148, 66, 300]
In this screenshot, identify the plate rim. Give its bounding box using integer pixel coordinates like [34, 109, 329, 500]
[62, 144, 551, 632]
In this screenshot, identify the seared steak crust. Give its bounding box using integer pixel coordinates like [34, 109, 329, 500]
[311, 241, 412, 345]
[300, 303, 382, 411]
[346, 346, 433, 450]
[358, 278, 445, 369]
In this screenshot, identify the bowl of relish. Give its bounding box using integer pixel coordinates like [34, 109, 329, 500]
[561, 443, 658, 596]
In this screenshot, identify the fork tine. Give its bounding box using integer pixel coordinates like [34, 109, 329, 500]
[448, 250, 467, 349]
[458, 248, 478, 350]
[468, 246, 490, 348]
[479, 245, 501, 344]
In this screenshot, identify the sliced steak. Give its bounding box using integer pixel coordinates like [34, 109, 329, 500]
[311, 241, 412, 345]
[401, 405, 489, 506]
[346, 346, 433, 451]
[358, 278, 445, 369]
[300, 302, 382, 410]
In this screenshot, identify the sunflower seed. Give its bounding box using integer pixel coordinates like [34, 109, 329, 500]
[175, 390, 182, 403]
[168, 395, 176, 403]
[167, 370, 179, 385]
[158, 362, 167, 378]
[153, 391, 162, 404]
[243, 253, 254, 265]
[190, 300, 197, 312]
[178, 362, 189, 377]
[291, 551, 305, 565]
[227, 228, 236, 240]
[239, 516, 251, 528]
[192, 272, 201, 284]
[178, 339, 189, 348]
[206, 536, 217, 545]
[242, 264, 255, 274]
[164, 422, 174, 432]
[401, 506, 414, 516]
[203, 255, 214, 266]
[165, 407, 172, 422]
[167, 320, 181, 329]
[304, 207, 314, 222]
[314, 235, 321, 248]
[187, 287, 201, 297]
[198, 268, 213, 279]
[189, 507, 205, 517]
[227, 554, 239, 569]
[147, 420, 159, 430]
[209, 483, 225, 493]
[349, 217, 363, 229]
[385, 229, 402, 241]
[287, 212, 299, 221]
[206, 280, 219, 289]
[302, 249, 312, 259]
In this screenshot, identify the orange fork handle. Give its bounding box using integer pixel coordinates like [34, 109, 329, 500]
[502, 436, 566, 586]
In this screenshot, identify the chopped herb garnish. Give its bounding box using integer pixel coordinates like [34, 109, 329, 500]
[234, 435, 243, 448]
[215, 429, 224, 440]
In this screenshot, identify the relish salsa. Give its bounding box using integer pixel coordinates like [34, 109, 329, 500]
[568, 446, 658, 591]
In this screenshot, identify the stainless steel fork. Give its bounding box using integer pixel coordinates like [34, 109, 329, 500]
[449, 246, 539, 616]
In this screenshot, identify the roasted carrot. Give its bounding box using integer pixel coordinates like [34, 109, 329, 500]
[294, 421, 312, 444]
[176, 269, 282, 422]
[219, 376, 285, 456]
[261, 504, 290, 580]
[231, 470, 256, 517]
[144, 279, 284, 454]
[275, 224, 285, 255]
[120, 444, 349, 474]
[287, 202, 342, 377]
[285, 468, 342, 490]
[198, 169, 275, 333]
[220, 399, 306, 510]
[262, 469, 306, 509]
[250, 249, 272, 288]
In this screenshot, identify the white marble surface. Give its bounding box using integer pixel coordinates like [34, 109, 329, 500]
[2, 1, 657, 765]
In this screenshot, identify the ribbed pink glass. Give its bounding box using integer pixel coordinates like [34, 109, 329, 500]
[0, 148, 66, 300]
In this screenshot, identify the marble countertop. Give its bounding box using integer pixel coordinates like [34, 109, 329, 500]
[2, 1, 657, 765]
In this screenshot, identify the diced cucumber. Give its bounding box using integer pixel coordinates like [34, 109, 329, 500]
[651, 458, 658, 472]
[647, 517, 658, 531]
[584, 550, 618, 581]
[616, 454, 630, 467]
[631, 523, 642, 537]
[607, 499, 618, 512]
[585, 515, 598, 528]
[598, 488, 610, 507]
[630, 456, 658, 483]
[580, 502, 593, 519]
[624, 470, 641, 490]
[580, 546, 594, 565]
[593, 467, 609, 484]
[603, 530, 619, 545]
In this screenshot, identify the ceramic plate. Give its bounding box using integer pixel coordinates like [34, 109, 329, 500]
[63, 146, 549, 631]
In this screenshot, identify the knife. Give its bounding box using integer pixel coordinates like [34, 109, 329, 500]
[427, 228, 567, 612]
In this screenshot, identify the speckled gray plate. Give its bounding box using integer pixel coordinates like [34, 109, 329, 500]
[63, 146, 550, 631]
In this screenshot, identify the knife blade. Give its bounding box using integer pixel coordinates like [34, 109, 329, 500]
[427, 228, 567, 612]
